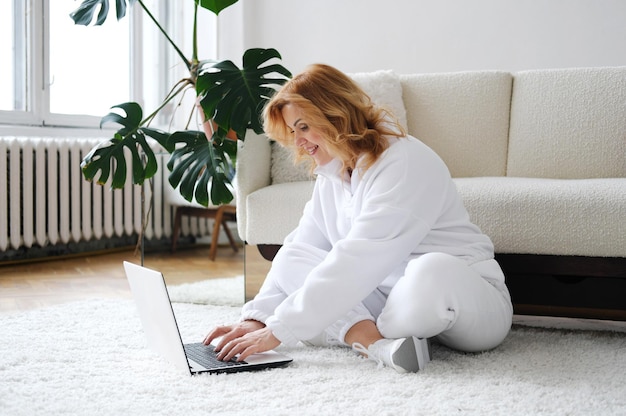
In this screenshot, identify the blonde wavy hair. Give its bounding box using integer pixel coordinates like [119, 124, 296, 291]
[263, 63, 405, 174]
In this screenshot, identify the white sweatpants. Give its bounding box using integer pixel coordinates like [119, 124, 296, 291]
[376, 252, 513, 352]
[266, 245, 513, 353]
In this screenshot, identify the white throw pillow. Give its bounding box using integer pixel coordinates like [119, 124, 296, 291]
[349, 69, 408, 131]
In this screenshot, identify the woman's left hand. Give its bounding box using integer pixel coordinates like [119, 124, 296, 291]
[215, 327, 281, 362]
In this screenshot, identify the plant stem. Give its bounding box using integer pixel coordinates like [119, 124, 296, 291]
[137, 0, 191, 72]
[188, 1, 200, 86]
[192, 1, 199, 63]
[141, 78, 193, 126]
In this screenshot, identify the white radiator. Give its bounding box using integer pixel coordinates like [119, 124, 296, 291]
[0, 136, 212, 253]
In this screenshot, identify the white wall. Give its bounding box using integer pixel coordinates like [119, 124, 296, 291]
[218, 0, 626, 75]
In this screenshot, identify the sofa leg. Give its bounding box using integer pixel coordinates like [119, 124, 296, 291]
[256, 244, 282, 261]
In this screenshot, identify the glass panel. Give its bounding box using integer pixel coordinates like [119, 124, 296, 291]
[49, 2, 130, 117]
[0, 0, 25, 112]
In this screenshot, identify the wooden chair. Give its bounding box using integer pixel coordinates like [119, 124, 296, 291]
[171, 204, 238, 261]
[165, 182, 239, 261]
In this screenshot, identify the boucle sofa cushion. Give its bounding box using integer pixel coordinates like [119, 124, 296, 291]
[270, 70, 407, 185]
[454, 177, 626, 258]
[507, 67, 626, 179]
[245, 181, 316, 245]
[270, 142, 313, 184]
[400, 71, 512, 178]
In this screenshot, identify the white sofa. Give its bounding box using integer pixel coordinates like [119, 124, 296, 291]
[236, 67, 626, 320]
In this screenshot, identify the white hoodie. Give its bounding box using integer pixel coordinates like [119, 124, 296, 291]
[242, 135, 497, 346]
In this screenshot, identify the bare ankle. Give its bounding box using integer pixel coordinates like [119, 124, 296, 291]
[344, 320, 384, 348]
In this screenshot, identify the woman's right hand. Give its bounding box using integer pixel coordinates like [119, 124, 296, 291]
[203, 319, 266, 352]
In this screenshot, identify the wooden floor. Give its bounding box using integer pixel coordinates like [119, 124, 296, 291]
[0, 244, 251, 315]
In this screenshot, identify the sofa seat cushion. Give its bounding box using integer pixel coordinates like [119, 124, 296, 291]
[245, 181, 316, 244]
[245, 177, 626, 257]
[454, 177, 626, 257]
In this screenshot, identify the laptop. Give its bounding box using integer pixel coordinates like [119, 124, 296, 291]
[123, 261, 292, 375]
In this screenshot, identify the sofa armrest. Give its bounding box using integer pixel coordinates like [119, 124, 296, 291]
[236, 132, 272, 240]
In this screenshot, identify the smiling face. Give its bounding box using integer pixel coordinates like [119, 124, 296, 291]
[281, 103, 334, 166]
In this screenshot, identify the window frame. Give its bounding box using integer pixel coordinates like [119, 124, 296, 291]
[0, 0, 144, 131]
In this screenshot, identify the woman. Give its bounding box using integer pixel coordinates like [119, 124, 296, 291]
[204, 63, 513, 373]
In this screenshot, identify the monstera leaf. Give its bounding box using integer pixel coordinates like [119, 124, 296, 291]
[71, 0, 239, 26]
[196, 48, 291, 141]
[70, 0, 137, 26]
[81, 102, 170, 188]
[198, 0, 239, 15]
[166, 131, 237, 206]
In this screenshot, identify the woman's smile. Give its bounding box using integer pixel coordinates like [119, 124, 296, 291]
[305, 144, 319, 155]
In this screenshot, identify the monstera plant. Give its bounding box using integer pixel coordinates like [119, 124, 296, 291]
[71, 0, 291, 206]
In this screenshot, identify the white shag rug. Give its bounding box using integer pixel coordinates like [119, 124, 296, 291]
[1, 277, 625, 416]
[167, 275, 245, 306]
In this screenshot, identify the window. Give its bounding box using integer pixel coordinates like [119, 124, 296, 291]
[0, 0, 140, 129]
[0, 1, 25, 113]
[48, 2, 131, 119]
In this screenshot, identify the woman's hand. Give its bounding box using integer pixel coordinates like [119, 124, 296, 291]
[203, 320, 280, 362]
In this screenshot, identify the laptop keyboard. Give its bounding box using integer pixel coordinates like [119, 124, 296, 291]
[184, 342, 247, 369]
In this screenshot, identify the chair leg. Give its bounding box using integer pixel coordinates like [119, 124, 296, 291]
[171, 205, 237, 260]
[171, 207, 185, 253]
[222, 215, 239, 253]
[208, 208, 224, 261]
